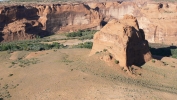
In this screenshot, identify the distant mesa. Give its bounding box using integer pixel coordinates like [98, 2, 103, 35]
[90, 15, 152, 70]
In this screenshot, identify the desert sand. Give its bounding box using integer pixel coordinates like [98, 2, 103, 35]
[0, 48, 177, 100]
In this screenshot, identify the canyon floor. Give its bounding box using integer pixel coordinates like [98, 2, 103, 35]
[0, 34, 177, 100]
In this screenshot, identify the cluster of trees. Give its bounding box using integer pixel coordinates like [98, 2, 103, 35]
[66, 30, 97, 40]
[73, 42, 93, 49]
[0, 40, 64, 52]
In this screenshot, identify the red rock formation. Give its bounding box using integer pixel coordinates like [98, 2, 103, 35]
[0, 5, 48, 42]
[1, 1, 177, 45]
[90, 15, 152, 70]
[0, 3, 102, 42]
[137, 2, 177, 45]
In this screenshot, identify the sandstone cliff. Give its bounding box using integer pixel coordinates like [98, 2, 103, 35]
[1, 1, 177, 45]
[0, 3, 102, 42]
[137, 2, 177, 45]
[0, 5, 43, 41]
[90, 15, 152, 69]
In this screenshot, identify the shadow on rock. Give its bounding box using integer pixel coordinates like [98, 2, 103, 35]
[150, 46, 177, 60]
[0, 32, 4, 42]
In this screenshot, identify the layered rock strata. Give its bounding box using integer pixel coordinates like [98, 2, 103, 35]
[0, 1, 177, 45]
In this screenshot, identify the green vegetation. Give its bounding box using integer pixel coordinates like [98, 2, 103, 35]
[171, 49, 177, 58]
[73, 42, 93, 49]
[103, 49, 107, 52]
[162, 61, 168, 66]
[152, 59, 156, 63]
[114, 60, 119, 64]
[66, 30, 97, 40]
[9, 58, 40, 68]
[0, 39, 65, 52]
[8, 74, 13, 77]
[150, 48, 177, 59]
[149, 43, 177, 59]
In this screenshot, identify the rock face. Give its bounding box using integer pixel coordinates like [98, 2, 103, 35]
[0, 3, 102, 42]
[90, 15, 152, 69]
[136, 2, 177, 45]
[0, 5, 49, 42]
[1, 1, 177, 45]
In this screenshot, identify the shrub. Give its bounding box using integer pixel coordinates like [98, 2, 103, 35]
[66, 30, 97, 40]
[0, 40, 65, 51]
[103, 49, 107, 52]
[152, 59, 156, 63]
[8, 74, 13, 77]
[73, 42, 93, 49]
[115, 60, 119, 64]
[95, 51, 99, 54]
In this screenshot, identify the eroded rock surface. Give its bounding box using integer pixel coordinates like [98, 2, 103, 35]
[90, 15, 152, 69]
[0, 3, 102, 42]
[0, 1, 177, 44]
[136, 2, 177, 45]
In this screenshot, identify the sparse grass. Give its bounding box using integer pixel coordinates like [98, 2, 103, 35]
[9, 58, 40, 68]
[0, 83, 15, 99]
[61, 54, 74, 63]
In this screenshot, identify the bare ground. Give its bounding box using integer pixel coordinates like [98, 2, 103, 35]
[0, 48, 177, 100]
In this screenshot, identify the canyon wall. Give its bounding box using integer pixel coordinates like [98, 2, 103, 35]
[0, 3, 102, 42]
[137, 3, 177, 45]
[0, 1, 177, 45]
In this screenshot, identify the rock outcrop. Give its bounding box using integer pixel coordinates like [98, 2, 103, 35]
[0, 3, 102, 42]
[0, 5, 49, 42]
[1, 1, 177, 45]
[90, 15, 152, 69]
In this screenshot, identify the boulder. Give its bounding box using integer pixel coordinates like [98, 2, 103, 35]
[90, 15, 152, 70]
